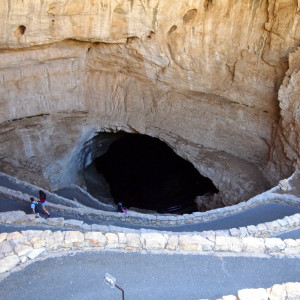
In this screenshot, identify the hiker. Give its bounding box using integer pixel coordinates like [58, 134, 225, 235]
[30, 197, 40, 218]
[38, 190, 51, 217]
[117, 202, 128, 214]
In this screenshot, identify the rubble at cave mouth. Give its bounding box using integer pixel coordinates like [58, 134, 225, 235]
[89, 133, 218, 214]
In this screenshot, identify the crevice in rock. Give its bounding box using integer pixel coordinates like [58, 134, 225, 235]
[168, 25, 177, 35]
[183, 9, 197, 24]
[18, 25, 26, 35]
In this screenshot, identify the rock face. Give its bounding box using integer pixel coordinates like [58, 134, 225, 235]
[0, 0, 299, 207]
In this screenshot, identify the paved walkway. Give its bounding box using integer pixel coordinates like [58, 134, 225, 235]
[1, 196, 300, 238]
[0, 174, 113, 211]
[1, 174, 300, 299]
[55, 187, 113, 210]
[0, 251, 299, 300]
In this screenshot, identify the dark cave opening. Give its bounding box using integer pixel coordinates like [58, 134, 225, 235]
[93, 133, 218, 214]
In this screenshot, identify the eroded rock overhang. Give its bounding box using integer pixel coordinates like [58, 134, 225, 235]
[0, 0, 299, 207]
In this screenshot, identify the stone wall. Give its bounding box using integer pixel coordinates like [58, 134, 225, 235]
[218, 282, 300, 300]
[1, 170, 300, 299]
[0, 211, 300, 299]
[1, 211, 300, 275]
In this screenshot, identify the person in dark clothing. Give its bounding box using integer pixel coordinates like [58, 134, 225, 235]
[117, 202, 128, 214]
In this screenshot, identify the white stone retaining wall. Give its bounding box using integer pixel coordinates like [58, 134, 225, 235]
[2, 202, 300, 240]
[216, 282, 300, 300]
[1, 211, 300, 278]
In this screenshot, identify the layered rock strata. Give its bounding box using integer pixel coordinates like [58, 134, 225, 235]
[0, 0, 300, 207]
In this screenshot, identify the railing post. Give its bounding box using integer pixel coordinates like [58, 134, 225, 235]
[115, 284, 125, 300]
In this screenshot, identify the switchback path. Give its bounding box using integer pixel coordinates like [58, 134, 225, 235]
[0, 251, 299, 300]
[1, 196, 300, 238]
[1, 174, 300, 299]
[0, 175, 111, 211]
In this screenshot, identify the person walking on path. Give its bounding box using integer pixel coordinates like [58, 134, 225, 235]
[30, 197, 40, 218]
[117, 202, 128, 214]
[38, 190, 51, 217]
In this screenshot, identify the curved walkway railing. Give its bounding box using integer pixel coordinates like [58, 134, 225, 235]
[0, 210, 300, 277]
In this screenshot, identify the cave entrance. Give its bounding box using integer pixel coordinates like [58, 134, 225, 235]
[85, 132, 218, 214]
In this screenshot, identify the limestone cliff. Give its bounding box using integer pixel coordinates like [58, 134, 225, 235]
[0, 0, 299, 206]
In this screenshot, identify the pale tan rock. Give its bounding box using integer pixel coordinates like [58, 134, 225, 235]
[178, 235, 209, 251]
[7, 232, 22, 241]
[279, 179, 292, 191]
[0, 255, 20, 274]
[166, 235, 178, 251]
[64, 219, 84, 229]
[237, 288, 268, 300]
[141, 233, 167, 250]
[0, 233, 7, 243]
[265, 238, 286, 253]
[46, 218, 64, 226]
[242, 237, 265, 253]
[0, 211, 26, 224]
[41, 230, 53, 239]
[284, 282, 300, 300]
[282, 246, 300, 255]
[20, 256, 28, 264]
[221, 296, 237, 300]
[105, 233, 120, 248]
[14, 244, 33, 256]
[256, 223, 269, 236]
[125, 233, 142, 249]
[46, 231, 64, 250]
[30, 236, 46, 249]
[85, 232, 106, 247]
[27, 248, 46, 260]
[229, 228, 240, 237]
[22, 230, 44, 238]
[284, 239, 298, 247]
[278, 49, 300, 168]
[0, 241, 14, 257]
[267, 284, 287, 300]
[64, 231, 84, 244]
[215, 236, 243, 252]
[282, 239, 300, 255]
[117, 233, 127, 244]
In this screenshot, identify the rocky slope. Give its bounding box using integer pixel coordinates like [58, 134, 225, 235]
[0, 0, 299, 207]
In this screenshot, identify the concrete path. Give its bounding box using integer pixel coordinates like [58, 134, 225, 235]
[1, 171, 300, 238]
[55, 187, 114, 211]
[1, 196, 300, 238]
[1, 173, 300, 300]
[0, 251, 299, 300]
[0, 174, 113, 211]
[0, 176, 69, 206]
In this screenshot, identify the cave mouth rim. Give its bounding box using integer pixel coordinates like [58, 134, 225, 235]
[83, 131, 219, 215]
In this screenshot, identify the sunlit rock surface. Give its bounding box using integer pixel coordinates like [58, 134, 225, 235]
[0, 0, 299, 207]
